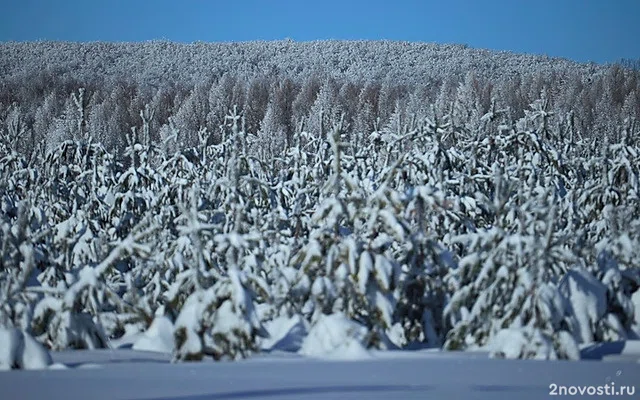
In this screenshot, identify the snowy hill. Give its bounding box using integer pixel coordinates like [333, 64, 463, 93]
[0, 40, 600, 86]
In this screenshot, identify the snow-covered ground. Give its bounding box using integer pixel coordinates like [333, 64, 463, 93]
[1, 347, 639, 400]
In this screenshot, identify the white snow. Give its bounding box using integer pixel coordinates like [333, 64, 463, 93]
[373, 253, 392, 290]
[386, 322, 407, 347]
[357, 251, 372, 293]
[0, 327, 52, 370]
[300, 313, 371, 360]
[556, 330, 581, 360]
[535, 283, 566, 327]
[558, 268, 607, 344]
[132, 316, 174, 354]
[487, 328, 534, 359]
[21, 331, 54, 369]
[260, 314, 308, 352]
[1, 347, 639, 400]
[632, 288, 640, 337]
[581, 340, 640, 362]
[375, 291, 394, 328]
[487, 328, 573, 360]
[0, 327, 22, 370]
[173, 292, 205, 359]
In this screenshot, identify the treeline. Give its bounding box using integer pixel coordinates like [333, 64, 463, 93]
[1, 41, 639, 163]
[1, 94, 639, 364]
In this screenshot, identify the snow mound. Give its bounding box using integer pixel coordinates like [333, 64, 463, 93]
[0, 328, 22, 370]
[299, 313, 371, 360]
[48, 363, 69, 370]
[386, 322, 407, 348]
[132, 316, 174, 354]
[261, 315, 309, 352]
[173, 292, 206, 360]
[0, 327, 53, 370]
[558, 268, 607, 344]
[488, 328, 561, 360]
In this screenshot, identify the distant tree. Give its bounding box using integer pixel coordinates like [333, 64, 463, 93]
[255, 101, 286, 161]
[174, 83, 210, 147]
[270, 78, 298, 148]
[352, 82, 381, 137]
[243, 76, 270, 135]
[617, 58, 640, 71]
[292, 75, 321, 130]
[32, 93, 59, 147]
[306, 79, 340, 140]
[337, 81, 362, 134]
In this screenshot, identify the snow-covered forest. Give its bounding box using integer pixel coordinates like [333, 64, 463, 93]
[1, 40, 640, 369]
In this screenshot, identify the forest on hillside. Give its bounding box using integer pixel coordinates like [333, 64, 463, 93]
[0, 41, 638, 158]
[1, 40, 640, 368]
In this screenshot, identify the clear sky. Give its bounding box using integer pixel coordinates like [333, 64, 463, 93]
[1, 0, 638, 64]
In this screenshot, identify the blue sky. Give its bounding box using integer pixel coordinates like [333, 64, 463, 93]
[1, 0, 638, 63]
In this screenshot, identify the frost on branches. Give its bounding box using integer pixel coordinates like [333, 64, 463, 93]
[1, 45, 640, 363]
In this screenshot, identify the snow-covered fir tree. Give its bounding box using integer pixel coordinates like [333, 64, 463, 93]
[0, 40, 639, 366]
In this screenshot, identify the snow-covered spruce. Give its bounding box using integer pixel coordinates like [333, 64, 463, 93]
[0, 57, 639, 361]
[0, 327, 52, 370]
